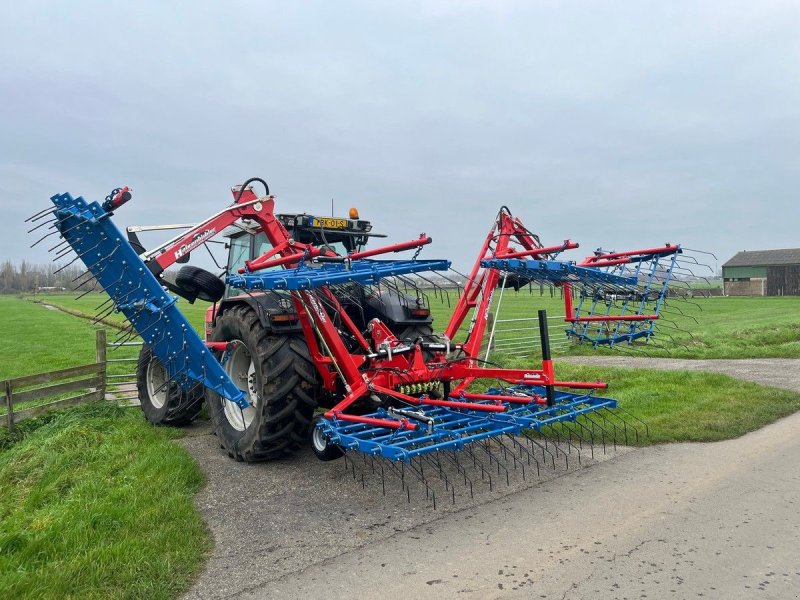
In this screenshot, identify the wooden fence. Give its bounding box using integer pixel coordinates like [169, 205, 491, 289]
[2, 330, 108, 431]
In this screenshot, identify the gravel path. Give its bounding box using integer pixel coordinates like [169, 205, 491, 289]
[182, 358, 800, 599]
[562, 356, 800, 392]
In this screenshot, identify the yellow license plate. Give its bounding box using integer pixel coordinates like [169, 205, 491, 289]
[315, 217, 348, 229]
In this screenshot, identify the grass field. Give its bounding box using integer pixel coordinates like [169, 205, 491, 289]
[526, 360, 800, 444]
[2, 286, 799, 598]
[0, 297, 139, 413]
[31, 290, 800, 360]
[0, 402, 210, 599]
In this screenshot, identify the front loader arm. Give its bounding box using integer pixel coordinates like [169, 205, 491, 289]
[141, 186, 293, 276]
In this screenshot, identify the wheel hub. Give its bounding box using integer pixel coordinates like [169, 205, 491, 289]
[221, 340, 257, 431]
[146, 357, 168, 409]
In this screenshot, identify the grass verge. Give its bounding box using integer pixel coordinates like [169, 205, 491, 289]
[549, 361, 800, 444]
[0, 402, 210, 599]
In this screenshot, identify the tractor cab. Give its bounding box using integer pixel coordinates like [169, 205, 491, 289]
[207, 211, 433, 341]
[222, 211, 383, 299]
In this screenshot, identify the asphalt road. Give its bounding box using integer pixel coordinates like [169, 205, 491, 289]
[182, 359, 800, 599]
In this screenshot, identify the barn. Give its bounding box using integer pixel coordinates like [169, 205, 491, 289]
[722, 248, 800, 296]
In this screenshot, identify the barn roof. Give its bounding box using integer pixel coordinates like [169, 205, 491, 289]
[723, 248, 800, 268]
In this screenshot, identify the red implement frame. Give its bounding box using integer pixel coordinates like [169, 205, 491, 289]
[443, 208, 578, 394]
[142, 190, 610, 430]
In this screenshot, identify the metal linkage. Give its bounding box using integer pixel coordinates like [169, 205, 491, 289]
[315, 387, 616, 462]
[38, 192, 246, 407]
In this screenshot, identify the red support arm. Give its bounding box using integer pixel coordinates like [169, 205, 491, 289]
[579, 244, 678, 267]
[348, 234, 432, 260]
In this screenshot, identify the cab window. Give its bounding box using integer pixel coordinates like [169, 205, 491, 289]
[225, 235, 251, 298]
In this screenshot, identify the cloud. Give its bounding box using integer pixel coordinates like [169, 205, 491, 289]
[1, 0, 799, 272]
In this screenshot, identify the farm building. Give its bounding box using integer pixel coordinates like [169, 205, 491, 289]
[722, 248, 800, 296]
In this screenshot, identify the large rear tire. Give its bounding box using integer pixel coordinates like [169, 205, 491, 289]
[206, 305, 319, 462]
[136, 345, 205, 426]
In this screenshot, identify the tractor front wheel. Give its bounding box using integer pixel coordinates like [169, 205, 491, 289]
[206, 305, 319, 462]
[136, 345, 205, 426]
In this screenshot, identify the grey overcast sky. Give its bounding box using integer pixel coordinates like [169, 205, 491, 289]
[1, 0, 798, 272]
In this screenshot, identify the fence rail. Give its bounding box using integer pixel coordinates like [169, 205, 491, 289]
[2, 330, 107, 430]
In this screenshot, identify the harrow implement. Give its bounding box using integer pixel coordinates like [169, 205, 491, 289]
[227, 258, 452, 291]
[317, 388, 616, 462]
[29, 178, 691, 506]
[36, 191, 247, 406]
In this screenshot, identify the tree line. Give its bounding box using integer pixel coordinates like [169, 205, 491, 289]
[0, 260, 94, 294]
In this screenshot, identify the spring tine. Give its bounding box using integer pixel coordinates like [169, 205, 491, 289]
[573, 417, 596, 458]
[95, 295, 115, 312]
[407, 459, 432, 503]
[25, 206, 57, 223]
[477, 440, 511, 486]
[48, 237, 70, 253]
[523, 433, 558, 470]
[504, 434, 541, 477]
[55, 218, 88, 238]
[54, 245, 75, 261]
[441, 451, 475, 498]
[92, 302, 118, 324]
[71, 269, 91, 283]
[53, 255, 82, 273]
[31, 230, 59, 248]
[601, 408, 631, 445]
[615, 405, 650, 438]
[27, 219, 56, 234]
[493, 435, 524, 479]
[465, 444, 492, 490]
[548, 423, 581, 468]
[75, 283, 100, 300]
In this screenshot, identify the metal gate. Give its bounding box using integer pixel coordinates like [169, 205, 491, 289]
[105, 338, 142, 403]
[481, 276, 571, 360]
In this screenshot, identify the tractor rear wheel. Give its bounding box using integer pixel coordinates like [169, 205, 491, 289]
[394, 324, 445, 361]
[136, 345, 205, 426]
[395, 324, 436, 346]
[206, 305, 319, 462]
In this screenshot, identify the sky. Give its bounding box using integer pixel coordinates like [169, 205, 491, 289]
[1, 0, 799, 274]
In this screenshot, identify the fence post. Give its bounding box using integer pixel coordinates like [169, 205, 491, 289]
[5, 380, 13, 431]
[96, 329, 107, 400]
[538, 309, 555, 408]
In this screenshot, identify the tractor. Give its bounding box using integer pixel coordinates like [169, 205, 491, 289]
[32, 177, 691, 476]
[132, 182, 438, 461]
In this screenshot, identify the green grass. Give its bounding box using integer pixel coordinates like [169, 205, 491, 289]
[428, 292, 800, 359]
[34, 291, 800, 359]
[0, 296, 106, 380]
[29, 292, 208, 336]
[0, 402, 210, 599]
[546, 361, 800, 444]
[0, 297, 140, 412]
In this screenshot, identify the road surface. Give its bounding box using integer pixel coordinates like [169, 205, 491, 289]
[183, 359, 800, 599]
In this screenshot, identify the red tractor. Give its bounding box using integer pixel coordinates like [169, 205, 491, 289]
[37, 177, 682, 468]
[132, 179, 438, 460]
